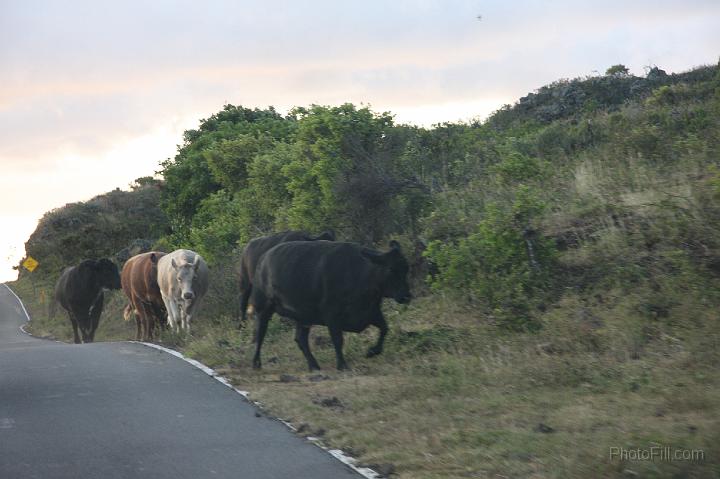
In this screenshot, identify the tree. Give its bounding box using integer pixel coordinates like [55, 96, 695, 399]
[159, 105, 296, 242]
[606, 64, 629, 76]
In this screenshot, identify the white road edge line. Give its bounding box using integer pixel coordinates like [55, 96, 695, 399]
[3, 284, 381, 479]
[4, 283, 31, 323]
[5, 284, 65, 343]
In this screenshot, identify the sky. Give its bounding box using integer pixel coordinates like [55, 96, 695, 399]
[1, 0, 719, 282]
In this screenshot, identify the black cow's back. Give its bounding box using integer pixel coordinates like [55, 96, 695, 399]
[253, 241, 378, 327]
[237, 230, 335, 323]
[244, 232, 305, 267]
[240, 231, 329, 284]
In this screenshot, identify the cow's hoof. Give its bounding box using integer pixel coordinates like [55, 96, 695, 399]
[308, 364, 321, 372]
[336, 363, 349, 371]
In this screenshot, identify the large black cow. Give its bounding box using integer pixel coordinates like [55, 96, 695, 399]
[54, 258, 121, 344]
[251, 240, 411, 371]
[237, 230, 335, 323]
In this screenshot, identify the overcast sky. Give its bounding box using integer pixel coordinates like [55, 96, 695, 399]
[1, 0, 718, 281]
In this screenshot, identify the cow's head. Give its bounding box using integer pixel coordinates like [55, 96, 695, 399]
[93, 258, 122, 290]
[363, 240, 412, 304]
[171, 253, 202, 304]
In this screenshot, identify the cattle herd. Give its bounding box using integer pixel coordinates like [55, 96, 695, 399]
[53, 231, 412, 370]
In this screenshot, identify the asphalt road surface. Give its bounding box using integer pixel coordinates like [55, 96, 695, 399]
[0, 285, 362, 479]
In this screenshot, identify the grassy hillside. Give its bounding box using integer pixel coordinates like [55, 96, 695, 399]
[9, 62, 720, 478]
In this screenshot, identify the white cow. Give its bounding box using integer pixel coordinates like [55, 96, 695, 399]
[157, 249, 209, 335]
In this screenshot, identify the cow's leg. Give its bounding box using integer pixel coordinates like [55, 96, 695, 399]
[124, 304, 141, 341]
[130, 300, 146, 341]
[183, 298, 201, 335]
[163, 295, 180, 334]
[134, 311, 142, 341]
[239, 286, 251, 325]
[294, 324, 321, 371]
[77, 311, 93, 343]
[150, 304, 165, 332]
[181, 303, 190, 334]
[80, 325, 90, 343]
[87, 293, 104, 343]
[366, 312, 388, 358]
[252, 307, 273, 370]
[138, 304, 153, 341]
[146, 310, 156, 341]
[327, 323, 348, 371]
[68, 312, 81, 344]
[180, 310, 189, 334]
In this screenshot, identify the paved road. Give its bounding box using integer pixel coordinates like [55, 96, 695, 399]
[0, 285, 361, 479]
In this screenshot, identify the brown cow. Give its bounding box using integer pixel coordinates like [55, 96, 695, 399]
[121, 251, 167, 341]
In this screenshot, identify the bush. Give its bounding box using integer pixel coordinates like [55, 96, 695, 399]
[425, 187, 556, 329]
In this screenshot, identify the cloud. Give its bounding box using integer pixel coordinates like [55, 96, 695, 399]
[1, 0, 719, 280]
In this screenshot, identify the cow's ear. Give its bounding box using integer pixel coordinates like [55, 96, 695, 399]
[150, 253, 158, 264]
[317, 230, 335, 241]
[171, 257, 178, 269]
[192, 254, 200, 269]
[388, 240, 402, 253]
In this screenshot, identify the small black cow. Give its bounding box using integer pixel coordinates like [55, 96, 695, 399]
[251, 240, 411, 371]
[238, 230, 335, 324]
[54, 258, 121, 344]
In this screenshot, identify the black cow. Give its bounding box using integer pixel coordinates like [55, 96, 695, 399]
[54, 258, 122, 344]
[238, 230, 335, 324]
[251, 240, 411, 371]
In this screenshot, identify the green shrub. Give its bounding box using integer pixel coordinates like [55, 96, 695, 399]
[425, 187, 556, 330]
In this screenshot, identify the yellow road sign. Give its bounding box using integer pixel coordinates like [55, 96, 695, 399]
[22, 256, 38, 272]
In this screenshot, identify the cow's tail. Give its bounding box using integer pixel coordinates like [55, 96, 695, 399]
[123, 304, 135, 322]
[238, 267, 252, 326]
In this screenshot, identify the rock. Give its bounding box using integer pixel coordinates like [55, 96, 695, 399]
[313, 396, 344, 409]
[362, 463, 396, 477]
[308, 374, 331, 382]
[536, 342, 558, 355]
[343, 446, 364, 457]
[506, 451, 534, 462]
[535, 423, 555, 434]
[279, 374, 300, 383]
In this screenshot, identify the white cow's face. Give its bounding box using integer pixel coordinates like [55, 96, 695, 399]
[172, 257, 199, 304]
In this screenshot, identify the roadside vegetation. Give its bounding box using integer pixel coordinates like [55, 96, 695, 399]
[8, 62, 720, 478]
